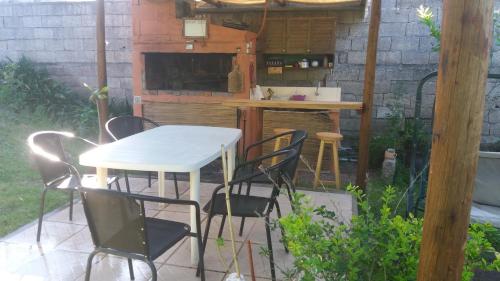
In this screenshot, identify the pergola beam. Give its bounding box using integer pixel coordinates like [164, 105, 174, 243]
[96, 0, 108, 143]
[201, 0, 225, 8]
[274, 0, 287, 7]
[355, 0, 381, 189]
[416, 0, 494, 280]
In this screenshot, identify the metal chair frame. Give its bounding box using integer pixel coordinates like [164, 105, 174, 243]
[80, 188, 205, 281]
[237, 130, 307, 235]
[200, 149, 297, 281]
[27, 131, 121, 242]
[105, 115, 180, 197]
[406, 72, 500, 217]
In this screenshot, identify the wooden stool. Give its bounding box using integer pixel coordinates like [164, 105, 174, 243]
[271, 128, 295, 165]
[314, 132, 343, 189]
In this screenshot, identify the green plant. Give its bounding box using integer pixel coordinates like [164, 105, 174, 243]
[369, 84, 430, 169]
[280, 185, 500, 281]
[417, 6, 500, 51]
[416, 5, 441, 51]
[0, 57, 132, 138]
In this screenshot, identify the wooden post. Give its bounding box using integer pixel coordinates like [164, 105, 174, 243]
[96, 0, 109, 143]
[355, 0, 381, 189]
[417, 1, 494, 280]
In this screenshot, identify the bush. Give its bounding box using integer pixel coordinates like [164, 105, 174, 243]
[0, 57, 131, 137]
[280, 186, 500, 281]
[368, 83, 430, 169]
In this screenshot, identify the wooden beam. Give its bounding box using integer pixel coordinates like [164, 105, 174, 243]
[274, 0, 287, 7]
[355, 0, 381, 189]
[416, 1, 494, 280]
[96, 0, 108, 143]
[202, 0, 224, 8]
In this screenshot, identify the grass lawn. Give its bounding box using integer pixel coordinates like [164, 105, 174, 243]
[0, 106, 71, 237]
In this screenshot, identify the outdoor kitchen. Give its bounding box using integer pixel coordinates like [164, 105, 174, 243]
[131, 0, 361, 169]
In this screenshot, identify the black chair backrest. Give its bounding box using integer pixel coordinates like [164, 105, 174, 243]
[80, 187, 149, 257]
[28, 131, 72, 187]
[282, 130, 308, 180]
[106, 116, 160, 141]
[233, 149, 298, 193]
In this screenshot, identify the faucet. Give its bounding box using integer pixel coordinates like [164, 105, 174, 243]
[315, 80, 321, 96]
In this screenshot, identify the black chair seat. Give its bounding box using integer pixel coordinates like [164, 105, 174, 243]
[48, 174, 119, 190]
[146, 218, 190, 260]
[203, 193, 269, 218]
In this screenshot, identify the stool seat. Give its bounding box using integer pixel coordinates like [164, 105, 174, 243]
[316, 132, 343, 142]
[273, 128, 295, 135]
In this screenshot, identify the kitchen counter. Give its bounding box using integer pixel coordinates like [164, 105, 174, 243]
[222, 99, 362, 110]
[223, 98, 362, 160]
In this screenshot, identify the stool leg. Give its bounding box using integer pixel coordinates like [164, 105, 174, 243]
[332, 141, 341, 189]
[271, 138, 282, 166]
[314, 140, 325, 188]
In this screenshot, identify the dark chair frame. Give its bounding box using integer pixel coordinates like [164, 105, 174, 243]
[105, 115, 180, 197]
[27, 131, 121, 242]
[237, 130, 307, 236]
[80, 188, 205, 281]
[200, 149, 297, 281]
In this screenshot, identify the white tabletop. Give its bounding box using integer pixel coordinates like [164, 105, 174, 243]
[79, 125, 242, 172]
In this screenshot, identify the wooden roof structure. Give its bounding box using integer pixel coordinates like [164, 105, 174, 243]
[193, 0, 364, 11]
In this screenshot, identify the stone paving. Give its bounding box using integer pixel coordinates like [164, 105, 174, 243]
[0, 177, 354, 281]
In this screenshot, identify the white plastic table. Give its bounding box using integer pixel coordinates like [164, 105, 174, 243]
[79, 125, 241, 264]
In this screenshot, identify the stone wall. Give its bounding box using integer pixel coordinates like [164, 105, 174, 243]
[0, 0, 132, 100]
[1, 0, 500, 141]
[330, 0, 500, 142]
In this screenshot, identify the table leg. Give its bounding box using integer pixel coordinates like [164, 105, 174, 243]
[190, 169, 201, 265]
[227, 144, 236, 181]
[158, 171, 165, 208]
[96, 167, 108, 189]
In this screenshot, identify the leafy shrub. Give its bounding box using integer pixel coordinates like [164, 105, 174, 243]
[280, 186, 500, 281]
[0, 57, 131, 137]
[369, 84, 430, 169]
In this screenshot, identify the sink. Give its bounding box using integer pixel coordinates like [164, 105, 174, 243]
[261, 86, 341, 102]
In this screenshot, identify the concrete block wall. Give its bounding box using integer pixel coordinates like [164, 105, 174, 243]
[0, 0, 132, 100]
[1, 0, 500, 141]
[331, 0, 500, 143]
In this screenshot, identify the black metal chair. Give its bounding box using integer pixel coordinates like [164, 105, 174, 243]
[201, 149, 297, 281]
[27, 131, 121, 242]
[79, 187, 205, 281]
[105, 115, 180, 198]
[237, 130, 307, 235]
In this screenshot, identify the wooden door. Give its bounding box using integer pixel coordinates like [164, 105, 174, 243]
[309, 17, 336, 54]
[286, 18, 311, 54]
[264, 18, 286, 54]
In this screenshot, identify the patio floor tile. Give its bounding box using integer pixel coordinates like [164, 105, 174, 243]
[0, 178, 353, 281]
[12, 249, 89, 281]
[2, 221, 85, 251]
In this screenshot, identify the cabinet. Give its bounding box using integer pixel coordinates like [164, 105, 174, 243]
[264, 18, 287, 53]
[263, 17, 336, 54]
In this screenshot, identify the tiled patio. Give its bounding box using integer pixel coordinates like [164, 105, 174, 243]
[0, 177, 354, 281]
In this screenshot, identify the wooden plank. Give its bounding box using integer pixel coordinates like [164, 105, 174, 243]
[416, 1, 494, 280]
[96, 0, 108, 143]
[355, 0, 380, 189]
[143, 102, 236, 128]
[222, 99, 362, 110]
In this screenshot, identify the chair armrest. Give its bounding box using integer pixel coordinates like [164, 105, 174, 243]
[129, 193, 200, 211]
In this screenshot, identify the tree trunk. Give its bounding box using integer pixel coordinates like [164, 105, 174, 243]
[417, 1, 494, 280]
[355, 0, 381, 189]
